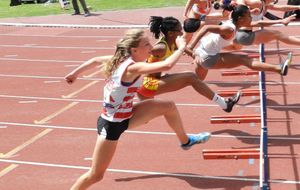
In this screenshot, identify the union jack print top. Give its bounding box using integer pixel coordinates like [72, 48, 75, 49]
[101, 57, 141, 122]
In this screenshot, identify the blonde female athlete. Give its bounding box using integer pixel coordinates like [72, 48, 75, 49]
[65, 29, 211, 190]
[185, 4, 293, 80]
[137, 16, 240, 113]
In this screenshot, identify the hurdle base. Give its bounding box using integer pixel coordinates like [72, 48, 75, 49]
[203, 148, 260, 159]
[210, 114, 261, 124]
[221, 70, 259, 76]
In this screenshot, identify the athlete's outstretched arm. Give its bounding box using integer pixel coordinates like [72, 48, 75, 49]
[268, 3, 300, 12]
[64, 55, 112, 84]
[251, 14, 296, 27]
[127, 36, 186, 76]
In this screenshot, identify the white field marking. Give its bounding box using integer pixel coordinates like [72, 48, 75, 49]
[83, 70, 102, 78]
[18, 100, 38, 104]
[81, 50, 96, 54]
[3, 93, 300, 110]
[0, 94, 246, 108]
[43, 80, 61, 84]
[0, 121, 300, 142]
[0, 126, 7, 129]
[0, 44, 113, 50]
[0, 74, 105, 81]
[34, 102, 79, 124]
[0, 57, 192, 66]
[2, 73, 300, 85]
[3, 44, 300, 52]
[96, 39, 109, 42]
[23, 44, 37, 47]
[0, 164, 18, 177]
[0, 158, 300, 184]
[62, 81, 99, 99]
[1, 129, 52, 158]
[4, 54, 18, 57]
[64, 64, 80, 67]
[0, 33, 122, 38]
[0, 23, 148, 29]
[0, 57, 83, 63]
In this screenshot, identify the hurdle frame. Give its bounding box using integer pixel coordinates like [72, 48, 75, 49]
[259, 43, 270, 190]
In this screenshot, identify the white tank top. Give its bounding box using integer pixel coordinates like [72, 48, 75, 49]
[101, 57, 141, 122]
[192, 0, 212, 15]
[196, 20, 236, 56]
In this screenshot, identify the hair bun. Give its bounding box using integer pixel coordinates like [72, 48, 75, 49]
[183, 18, 201, 33]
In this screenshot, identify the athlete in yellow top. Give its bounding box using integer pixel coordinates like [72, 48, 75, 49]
[137, 16, 241, 113]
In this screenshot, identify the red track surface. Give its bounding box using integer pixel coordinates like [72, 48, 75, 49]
[0, 3, 300, 190]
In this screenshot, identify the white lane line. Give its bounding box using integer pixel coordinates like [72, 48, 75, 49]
[0, 33, 122, 38]
[0, 158, 258, 183]
[0, 158, 299, 184]
[0, 57, 83, 63]
[0, 126, 8, 129]
[18, 100, 38, 104]
[3, 94, 300, 110]
[0, 74, 104, 81]
[0, 121, 300, 141]
[64, 64, 80, 67]
[43, 80, 61, 84]
[4, 55, 18, 57]
[3, 44, 300, 51]
[2, 73, 300, 85]
[5, 72, 300, 86]
[81, 50, 96, 54]
[0, 57, 194, 66]
[0, 44, 113, 50]
[96, 39, 109, 42]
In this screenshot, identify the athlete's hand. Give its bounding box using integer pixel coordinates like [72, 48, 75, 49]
[282, 14, 296, 26]
[65, 73, 78, 84]
[175, 36, 187, 51]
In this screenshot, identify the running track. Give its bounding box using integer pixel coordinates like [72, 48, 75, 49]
[0, 4, 300, 190]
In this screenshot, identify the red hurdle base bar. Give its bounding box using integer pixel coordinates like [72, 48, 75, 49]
[247, 53, 260, 59]
[203, 148, 260, 159]
[217, 89, 260, 97]
[210, 114, 261, 124]
[221, 70, 259, 76]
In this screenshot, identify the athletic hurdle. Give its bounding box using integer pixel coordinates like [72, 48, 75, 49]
[221, 69, 259, 76]
[205, 45, 270, 189]
[203, 148, 260, 159]
[210, 114, 261, 124]
[217, 89, 260, 97]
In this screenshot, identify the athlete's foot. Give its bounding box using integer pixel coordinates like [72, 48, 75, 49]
[181, 132, 211, 150]
[280, 52, 293, 76]
[223, 91, 241, 113]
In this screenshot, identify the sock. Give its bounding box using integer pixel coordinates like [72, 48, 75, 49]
[212, 93, 227, 109]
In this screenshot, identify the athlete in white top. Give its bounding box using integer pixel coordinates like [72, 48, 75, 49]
[65, 29, 211, 190]
[185, 4, 293, 81]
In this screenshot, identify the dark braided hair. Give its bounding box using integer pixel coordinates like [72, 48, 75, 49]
[149, 16, 181, 39]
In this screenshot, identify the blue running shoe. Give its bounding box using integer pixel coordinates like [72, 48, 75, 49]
[181, 132, 211, 150]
